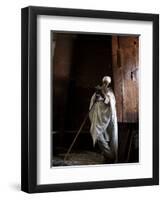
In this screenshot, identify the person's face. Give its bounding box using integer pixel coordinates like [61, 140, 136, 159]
[103, 80, 109, 88]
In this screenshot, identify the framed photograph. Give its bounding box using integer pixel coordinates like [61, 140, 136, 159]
[21, 6, 159, 193]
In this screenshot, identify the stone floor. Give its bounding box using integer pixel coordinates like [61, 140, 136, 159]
[52, 150, 105, 166]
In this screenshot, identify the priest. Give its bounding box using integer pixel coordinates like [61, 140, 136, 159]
[89, 76, 118, 163]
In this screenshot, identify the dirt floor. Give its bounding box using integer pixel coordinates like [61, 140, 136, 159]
[52, 150, 105, 166]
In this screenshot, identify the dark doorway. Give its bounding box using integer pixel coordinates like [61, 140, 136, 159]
[52, 33, 112, 149]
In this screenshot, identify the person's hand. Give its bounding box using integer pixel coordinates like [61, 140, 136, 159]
[104, 96, 110, 104]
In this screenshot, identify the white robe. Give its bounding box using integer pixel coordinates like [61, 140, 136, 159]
[89, 88, 118, 159]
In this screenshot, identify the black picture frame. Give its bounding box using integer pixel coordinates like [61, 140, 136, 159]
[21, 6, 159, 193]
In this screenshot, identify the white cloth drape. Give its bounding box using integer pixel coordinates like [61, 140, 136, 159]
[89, 89, 118, 159]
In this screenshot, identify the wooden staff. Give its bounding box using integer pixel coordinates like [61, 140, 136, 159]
[64, 101, 96, 161]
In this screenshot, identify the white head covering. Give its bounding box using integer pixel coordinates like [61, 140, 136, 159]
[102, 76, 111, 86]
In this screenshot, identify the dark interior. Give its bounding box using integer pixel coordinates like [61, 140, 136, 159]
[51, 32, 139, 165]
